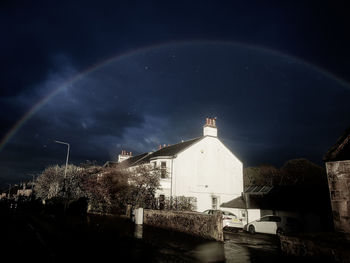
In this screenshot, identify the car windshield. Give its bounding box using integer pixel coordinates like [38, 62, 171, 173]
[258, 216, 281, 222]
[222, 211, 236, 217]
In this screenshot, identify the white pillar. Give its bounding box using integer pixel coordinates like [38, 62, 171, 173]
[135, 208, 144, 225]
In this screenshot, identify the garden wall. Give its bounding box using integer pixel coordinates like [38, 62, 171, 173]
[143, 209, 223, 241]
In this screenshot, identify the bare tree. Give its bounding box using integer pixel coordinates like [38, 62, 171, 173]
[35, 165, 86, 201]
[243, 159, 326, 187]
[35, 163, 161, 214]
[124, 164, 161, 209]
[35, 165, 65, 200]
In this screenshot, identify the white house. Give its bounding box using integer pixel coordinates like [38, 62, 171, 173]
[106, 117, 243, 212]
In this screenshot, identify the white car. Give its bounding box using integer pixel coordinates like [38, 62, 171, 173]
[243, 215, 302, 235]
[202, 209, 243, 228]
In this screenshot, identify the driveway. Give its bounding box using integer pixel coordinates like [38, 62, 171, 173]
[223, 227, 322, 262]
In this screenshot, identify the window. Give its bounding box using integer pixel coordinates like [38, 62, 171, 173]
[212, 197, 218, 209]
[269, 216, 281, 222]
[161, 161, 166, 178]
[259, 216, 270, 222]
[223, 211, 237, 218]
[259, 216, 281, 222]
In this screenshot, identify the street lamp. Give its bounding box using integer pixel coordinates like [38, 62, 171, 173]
[54, 140, 70, 213]
[54, 140, 70, 178]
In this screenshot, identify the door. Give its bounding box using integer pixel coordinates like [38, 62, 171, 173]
[255, 216, 270, 233]
[255, 216, 278, 234]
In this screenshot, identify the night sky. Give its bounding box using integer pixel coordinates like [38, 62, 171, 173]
[1, 1, 350, 187]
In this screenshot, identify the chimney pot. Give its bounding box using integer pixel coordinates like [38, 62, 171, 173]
[203, 116, 218, 137]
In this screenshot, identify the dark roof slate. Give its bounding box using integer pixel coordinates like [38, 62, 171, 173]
[221, 196, 246, 209]
[244, 185, 273, 194]
[104, 137, 202, 169]
[104, 152, 150, 168]
[220, 194, 266, 209]
[132, 137, 202, 164]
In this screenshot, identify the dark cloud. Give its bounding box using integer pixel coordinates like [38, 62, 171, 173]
[1, 1, 350, 187]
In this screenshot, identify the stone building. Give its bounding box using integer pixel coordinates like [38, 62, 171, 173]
[324, 127, 350, 234]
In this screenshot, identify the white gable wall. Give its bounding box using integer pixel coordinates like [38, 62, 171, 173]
[172, 136, 243, 212]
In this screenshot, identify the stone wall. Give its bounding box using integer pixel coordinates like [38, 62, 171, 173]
[326, 160, 350, 233]
[143, 209, 223, 241]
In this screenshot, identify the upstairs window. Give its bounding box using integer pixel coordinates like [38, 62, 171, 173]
[161, 161, 166, 178]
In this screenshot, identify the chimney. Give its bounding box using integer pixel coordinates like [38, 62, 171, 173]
[203, 117, 218, 137]
[159, 145, 162, 150]
[118, 149, 131, 163]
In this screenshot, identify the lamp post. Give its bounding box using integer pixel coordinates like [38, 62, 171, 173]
[54, 140, 70, 179]
[54, 140, 70, 213]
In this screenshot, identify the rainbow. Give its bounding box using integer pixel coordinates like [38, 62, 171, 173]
[1, 40, 349, 152]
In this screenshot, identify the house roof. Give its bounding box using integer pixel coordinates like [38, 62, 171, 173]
[324, 126, 350, 162]
[244, 185, 273, 194]
[220, 193, 268, 210]
[142, 137, 202, 162]
[221, 196, 246, 209]
[104, 152, 150, 168]
[105, 137, 203, 168]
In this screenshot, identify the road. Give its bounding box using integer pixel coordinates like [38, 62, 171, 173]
[224, 228, 283, 262]
[0, 205, 324, 263]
